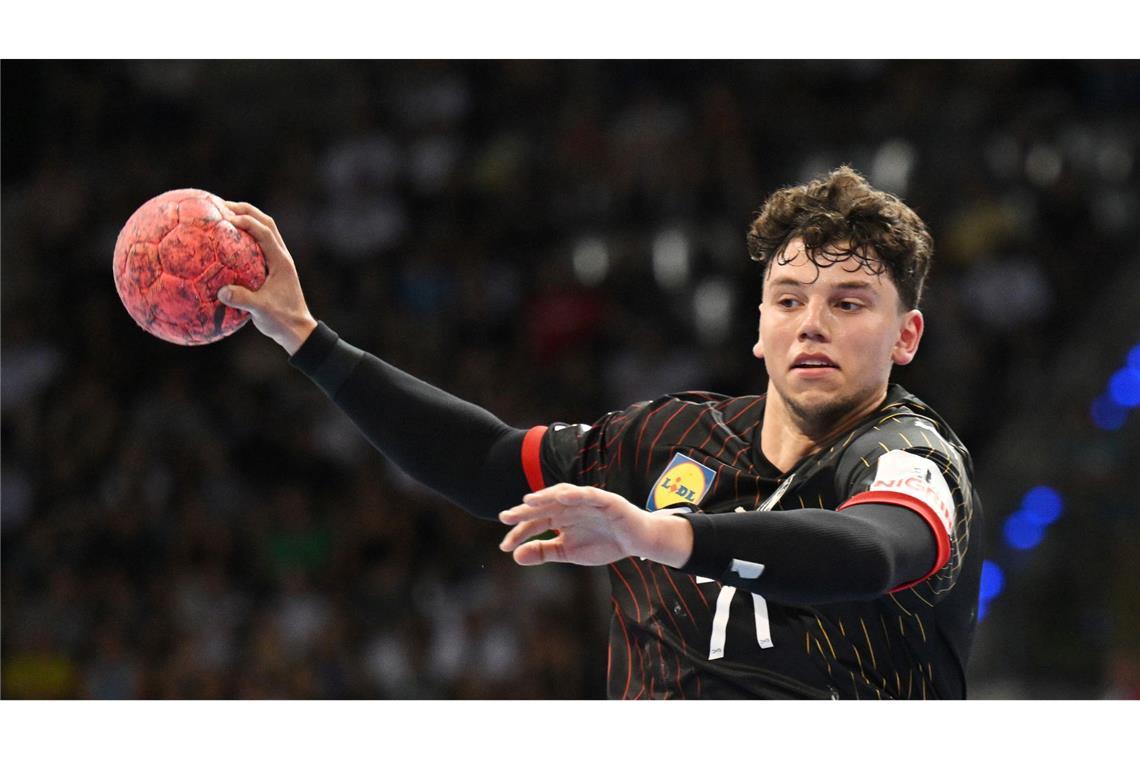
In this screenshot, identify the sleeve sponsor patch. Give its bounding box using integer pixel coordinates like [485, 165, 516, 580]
[870, 449, 956, 538]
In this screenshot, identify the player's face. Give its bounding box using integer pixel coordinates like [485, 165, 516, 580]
[754, 238, 924, 435]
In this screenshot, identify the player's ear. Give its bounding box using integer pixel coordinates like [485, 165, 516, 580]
[752, 303, 764, 360]
[891, 308, 924, 365]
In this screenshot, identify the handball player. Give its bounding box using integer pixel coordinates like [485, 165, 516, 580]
[217, 166, 983, 699]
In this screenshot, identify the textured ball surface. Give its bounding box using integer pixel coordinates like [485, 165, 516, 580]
[112, 188, 267, 345]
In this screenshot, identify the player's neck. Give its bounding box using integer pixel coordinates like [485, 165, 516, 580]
[760, 386, 888, 473]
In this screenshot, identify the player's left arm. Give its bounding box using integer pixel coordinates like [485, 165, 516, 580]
[499, 415, 966, 604]
[499, 483, 937, 605]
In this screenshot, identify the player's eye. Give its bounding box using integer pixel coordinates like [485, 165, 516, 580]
[836, 300, 864, 312]
[777, 296, 801, 309]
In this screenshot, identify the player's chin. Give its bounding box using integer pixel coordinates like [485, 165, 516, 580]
[785, 386, 860, 425]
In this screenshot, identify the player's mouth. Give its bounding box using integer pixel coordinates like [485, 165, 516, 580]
[790, 353, 840, 377]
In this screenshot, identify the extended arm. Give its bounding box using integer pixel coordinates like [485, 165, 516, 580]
[289, 323, 530, 519]
[499, 483, 937, 606]
[216, 200, 530, 519]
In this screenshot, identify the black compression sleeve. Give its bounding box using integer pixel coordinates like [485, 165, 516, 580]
[677, 503, 937, 605]
[289, 322, 530, 520]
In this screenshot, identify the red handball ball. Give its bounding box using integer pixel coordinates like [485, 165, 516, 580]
[112, 188, 267, 345]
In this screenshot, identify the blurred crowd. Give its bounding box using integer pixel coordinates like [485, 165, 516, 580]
[2, 60, 1138, 698]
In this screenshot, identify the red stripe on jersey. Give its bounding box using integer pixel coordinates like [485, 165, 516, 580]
[725, 395, 762, 424]
[610, 561, 642, 623]
[634, 404, 670, 474]
[646, 567, 689, 698]
[674, 647, 685, 699]
[838, 490, 951, 591]
[626, 558, 658, 694]
[627, 558, 655, 619]
[611, 597, 633, 699]
[693, 397, 750, 452]
[695, 423, 718, 452]
[645, 404, 690, 477]
[674, 404, 714, 450]
[521, 425, 548, 492]
[727, 421, 761, 468]
[709, 427, 736, 461]
[636, 636, 648, 699]
[686, 574, 712, 611]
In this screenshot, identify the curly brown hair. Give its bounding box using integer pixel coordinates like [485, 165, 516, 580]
[746, 166, 934, 310]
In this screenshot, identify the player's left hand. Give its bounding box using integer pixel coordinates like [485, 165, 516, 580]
[499, 484, 693, 568]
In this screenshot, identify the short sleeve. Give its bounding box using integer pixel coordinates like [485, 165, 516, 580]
[835, 414, 973, 595]
[522, 398, 659, 491]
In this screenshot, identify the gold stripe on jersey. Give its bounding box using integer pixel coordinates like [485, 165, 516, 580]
[876, 411, 911, 426]
[816, 617, 837, 659]
[898, 431, 914, 448]
[813, 637, 832, 675]
[909, 585, 935, 608]
[860, 618, 877, 670]
[889, 593, 914, 618]
[837, 428, 860, 453]
[851, 640, 867, 682]
[838, 618, 847, 637]
[915, 615, 927, 643]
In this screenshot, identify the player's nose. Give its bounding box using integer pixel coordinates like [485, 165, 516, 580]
[797, 299, 831, 343]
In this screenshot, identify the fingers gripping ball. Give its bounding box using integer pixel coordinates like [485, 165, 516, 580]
[112, 189, 267, 345]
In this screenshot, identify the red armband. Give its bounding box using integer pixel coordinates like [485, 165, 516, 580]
[521, 425, 548, 492]
[838, 490, 951, 592]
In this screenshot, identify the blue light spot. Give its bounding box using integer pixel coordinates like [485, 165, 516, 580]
[1091, 394, 1127, 431]
[1128, 344, 1140, 373]
[979, 560, 1005, 601]
[1108, 367, 1140, 408]
[978, 598, 990, 621]
[1020, 486, 1063, 526]
[1003, 512, 1044, 550]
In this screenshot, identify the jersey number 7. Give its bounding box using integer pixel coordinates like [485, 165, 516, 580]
[698, 577, 774, 659]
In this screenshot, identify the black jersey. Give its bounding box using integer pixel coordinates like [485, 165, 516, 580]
[525, 384, 983, 699]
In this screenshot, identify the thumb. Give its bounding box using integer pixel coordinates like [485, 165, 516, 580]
[217, 284, 256, 311]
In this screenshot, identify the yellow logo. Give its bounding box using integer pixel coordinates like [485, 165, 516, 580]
[647, 453, 717, 511]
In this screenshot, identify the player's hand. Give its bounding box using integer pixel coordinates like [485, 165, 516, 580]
[499, 483, 694, 568]
[215, 201, 318, 355]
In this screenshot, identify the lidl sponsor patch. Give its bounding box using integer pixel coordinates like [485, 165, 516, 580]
[647, 453, 716, 512]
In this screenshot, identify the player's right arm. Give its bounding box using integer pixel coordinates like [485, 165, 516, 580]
[216, 201, 535, 519]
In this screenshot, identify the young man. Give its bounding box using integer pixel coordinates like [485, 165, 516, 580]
[218, 166, 983, 699]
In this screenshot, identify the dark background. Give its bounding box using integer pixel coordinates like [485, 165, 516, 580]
[2, 60, 1137, 699]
